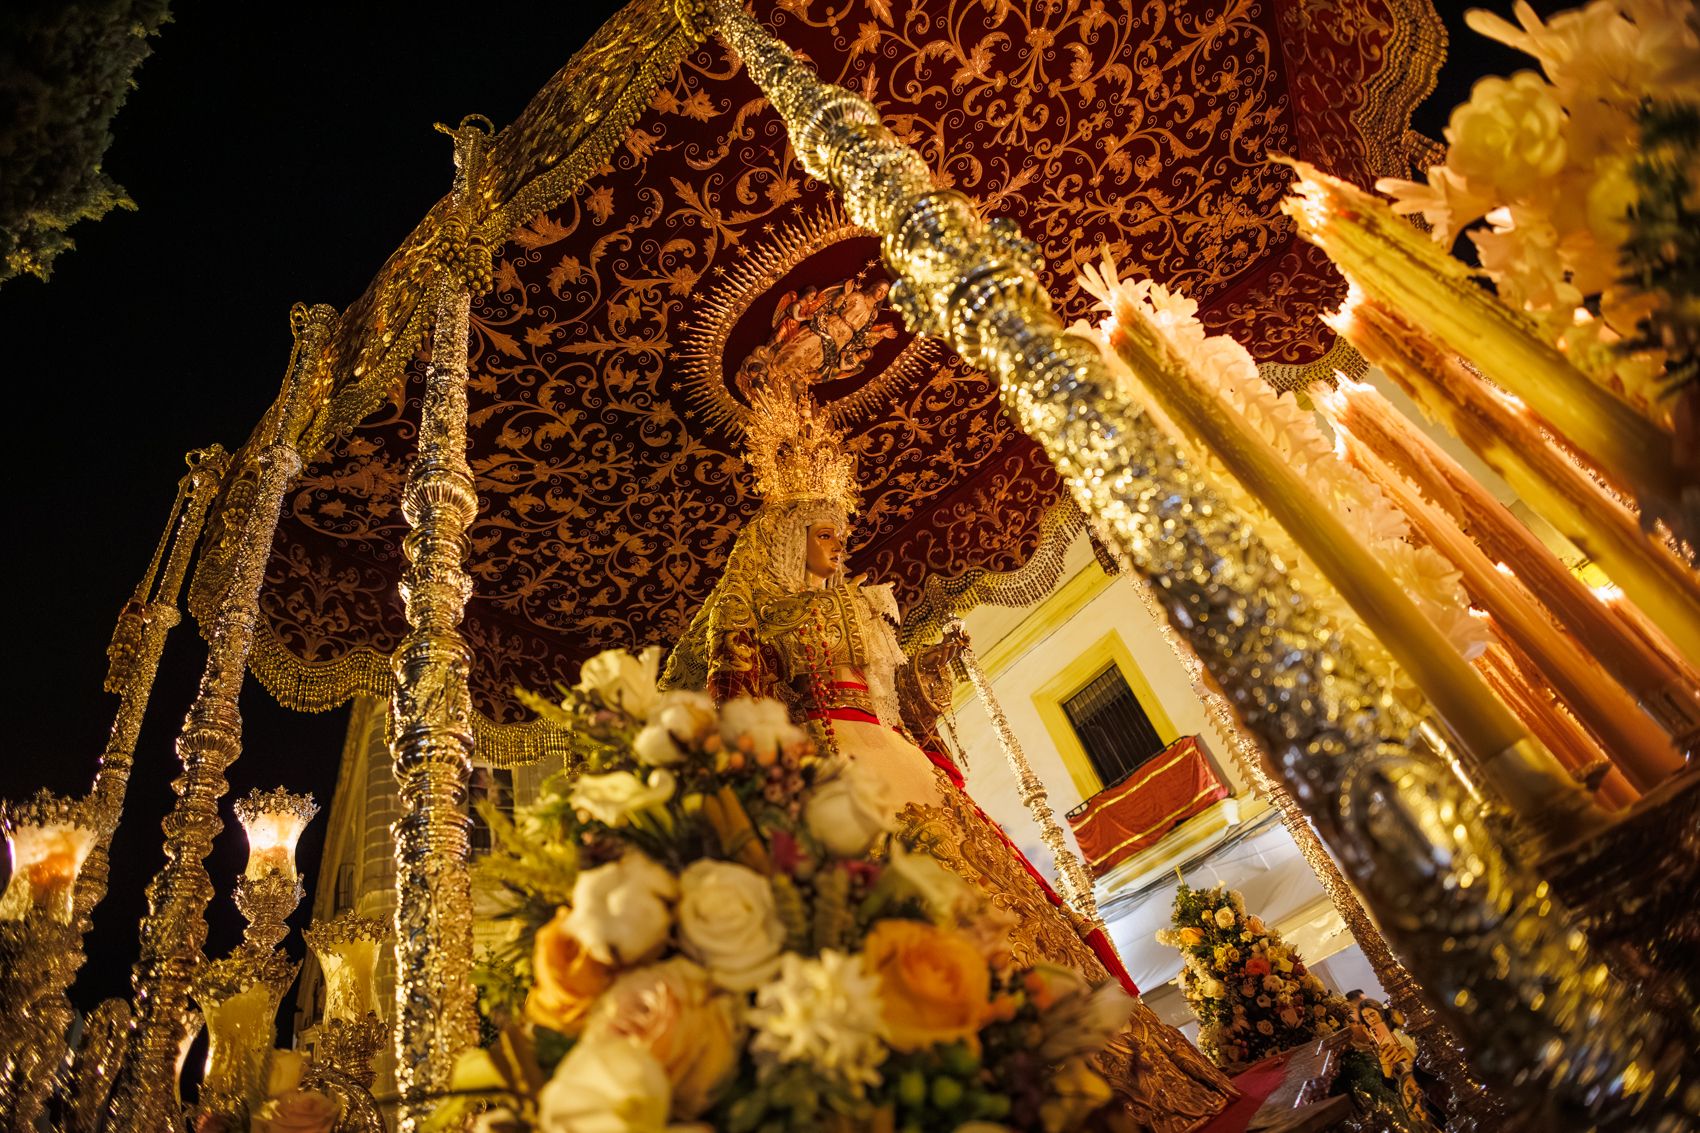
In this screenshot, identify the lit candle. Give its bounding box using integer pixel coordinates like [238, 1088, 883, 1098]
[1281, 162, 1690, 531]
[246, 845, 290, 880]
[1338, 427, 1681, 792]
[0, 796, 97, 924]
[233, 789, 318, 882]
[1104, 299, 1599, 826]
[1596, 584, 1700, 693]
[1319, 376, 1700, 746]
[1328, 293, 1700, 667]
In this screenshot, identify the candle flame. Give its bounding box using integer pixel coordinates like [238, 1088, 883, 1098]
[1591, 584, 1624, 603]
[1273, 155, 1335, 236]
[1322, 282, 1364, 336]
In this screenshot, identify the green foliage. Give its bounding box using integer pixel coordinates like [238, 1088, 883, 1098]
[718, 1061, 863, 1133]
[471, 948, 529, 1041]
[1, 0, 171, 284]
[1158, 881, 1349, 1066]
[1622, 99, 1700, 394]
[872, 1043, 1011, 1132]
[470, 793, 579, 966]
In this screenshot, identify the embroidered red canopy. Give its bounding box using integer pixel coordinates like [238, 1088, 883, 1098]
[195, 0, 1443, 760]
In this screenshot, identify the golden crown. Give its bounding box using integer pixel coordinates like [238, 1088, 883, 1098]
[742, 381, 860, 512]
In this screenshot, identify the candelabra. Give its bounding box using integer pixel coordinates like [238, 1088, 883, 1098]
[186, 787, 316, 1125]
[192, 946, 300, 1125]
[0, 790, 97, 1128]
[303, 911, 389, 1087]
[232, 787, 317, 950]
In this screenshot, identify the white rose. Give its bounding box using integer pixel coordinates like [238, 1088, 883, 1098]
[538, 1037, 671, 1133]
[719, 697, 805, 762]
[885, 843, 975, 920]
[1213, 906, 1236, 930]
[264, 1049, 305, 1097]
[565, 852, 679, 965]
[1200, 978, 1227, 998]
[1585, 153, 1639, 250]
[632, 724, 685, 767]
[1445, 71, 1569, 201]
[251, 1089, 339, 1133]
[676, 860, 785, 991]
[804, 760, 893, 857]
[656, 690, 718, 745]
[577, 646, 664, 721]
[571, 769, 676, 827]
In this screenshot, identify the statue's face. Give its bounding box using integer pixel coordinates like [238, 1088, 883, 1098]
[805, 522, 845, 580]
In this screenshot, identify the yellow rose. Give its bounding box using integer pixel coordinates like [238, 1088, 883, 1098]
[526, 907, 613, 1035]
[1177, 926, 1203, 948]
[863, 920, 991, 1052]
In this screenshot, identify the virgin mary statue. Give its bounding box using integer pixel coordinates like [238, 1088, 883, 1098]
[661, 386, 1236, 1131]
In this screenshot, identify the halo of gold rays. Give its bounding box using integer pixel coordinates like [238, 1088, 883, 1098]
[675, 202, 943, 435]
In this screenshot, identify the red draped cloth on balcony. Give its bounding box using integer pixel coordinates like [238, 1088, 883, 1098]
[1067, 736, 1229, 878]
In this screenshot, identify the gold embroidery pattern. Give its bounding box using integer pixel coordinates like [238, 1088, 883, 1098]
[898, 788, 1108, 980]
[899, 784, 1238, 1131]
[245, 0, 1442, 756]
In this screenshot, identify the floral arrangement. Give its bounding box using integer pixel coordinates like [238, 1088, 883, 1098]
[434, 647, 1137, 1133]
[1071, 255, 1487, 682]
[1155, 882, 1348, 1068]
[1378, 0, 1700, 414]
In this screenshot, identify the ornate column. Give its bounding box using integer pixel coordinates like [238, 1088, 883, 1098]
[78, 444, 229, 934]
[1110, 553, 1502, 1127]
[709, 6, 1697, 1125]
[107, 303, 335, 1130]
[950, 623, 1100, 924]
[386, 117, 490, 1131]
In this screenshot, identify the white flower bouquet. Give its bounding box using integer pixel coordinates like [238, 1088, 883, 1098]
[1378, 0, 1700, 413]
[431, 648, 1135, 1133]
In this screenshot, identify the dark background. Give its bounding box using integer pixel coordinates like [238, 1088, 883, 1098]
[0, 0, 1560, 1032]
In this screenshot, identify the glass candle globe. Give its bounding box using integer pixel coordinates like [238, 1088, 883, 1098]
[0, 792, 97, 923]
[233, 788, 318, 881]
[303, 910, 386, 1024]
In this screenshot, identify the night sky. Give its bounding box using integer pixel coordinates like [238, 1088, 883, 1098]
[0, 1, 1551, 1035]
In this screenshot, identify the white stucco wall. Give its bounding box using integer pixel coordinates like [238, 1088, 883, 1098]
[946, 538, 1236, 880]
[944, 534, 1374, 995]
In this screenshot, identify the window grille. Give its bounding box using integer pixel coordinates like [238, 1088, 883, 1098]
[333, 862, 355, 912]
[1062, 664, 1166, 789]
